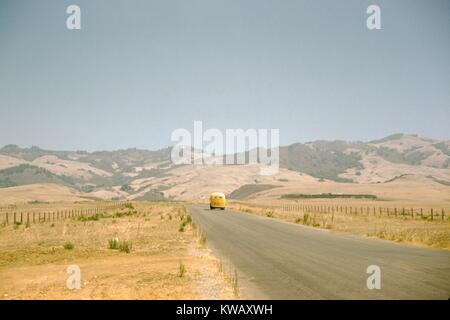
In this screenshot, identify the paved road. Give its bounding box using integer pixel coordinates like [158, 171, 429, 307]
[187, 205, 450, 299]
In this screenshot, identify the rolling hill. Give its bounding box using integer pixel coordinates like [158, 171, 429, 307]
[0, 133, 449, 203]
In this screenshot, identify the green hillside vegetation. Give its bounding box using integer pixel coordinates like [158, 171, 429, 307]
[375, 147, 429, 165]
[0, 145, 172, 173]
[134, 189, 167, 200]
[229, 184, 279, 199]
[279, 141, 363, 182]
[0, 145, 71, 161]
[369, 133, 404, 144]
[433, 142, 450, 157]
[0, 164, 77, 188]
[1, 134, 448, 189]
[426, 175, 450, 186]
[384, 174, 411, 183]
[120, 184, 133, 192]
[281, 193, 377, 200]
[79, 148, 172, 172]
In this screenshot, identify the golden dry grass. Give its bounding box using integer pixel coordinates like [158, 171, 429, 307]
[0, 201, 235, 300]
[0, 184, 87, 204]
[228, 201, 450, 250]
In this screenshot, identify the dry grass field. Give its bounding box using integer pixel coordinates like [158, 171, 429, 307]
[0, 184, 87, 204]
[227, 200, 450, 250]
[0, 201, 236, 300]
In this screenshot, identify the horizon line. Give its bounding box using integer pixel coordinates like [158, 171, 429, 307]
[0, 133, 447, 154]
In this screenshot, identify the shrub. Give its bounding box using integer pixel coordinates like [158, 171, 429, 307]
[78, 213, 103, 222]
[199, 232, 207, 245]
[178, 215, 193, 232]
[232, 269, 239, 297]
[64, 242, 74, 250]
[303, 213, 310, 225]
[123, 203, 134, 210]
[108, 237, 119, 249]
[178, 260, 186, 277]
[113, 210, 137, 218]
[118, 241, 132, 253]
[108, 238, 131, 253]
[120, 185, 133, 192]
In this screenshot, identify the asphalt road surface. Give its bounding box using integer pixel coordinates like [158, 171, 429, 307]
[187, 205, 450, 299]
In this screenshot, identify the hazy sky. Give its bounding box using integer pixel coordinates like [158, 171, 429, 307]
[0, 0, 449, 151]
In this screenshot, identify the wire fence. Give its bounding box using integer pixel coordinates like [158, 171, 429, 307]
[0, 201, 130, 225]
[237, 202, 449, 221]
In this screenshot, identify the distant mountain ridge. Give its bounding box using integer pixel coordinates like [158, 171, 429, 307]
[0, 133, 449, 200]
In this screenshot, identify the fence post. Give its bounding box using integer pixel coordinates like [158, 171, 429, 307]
[442, 209, 444, 221]
[27, 212, 30, 225]
[14, 212, 16, 224]
[6, 212, 8, 224]
[431, 208, 434, 221]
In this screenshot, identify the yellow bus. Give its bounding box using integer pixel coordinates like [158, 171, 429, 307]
[209, 192, 226, 210]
